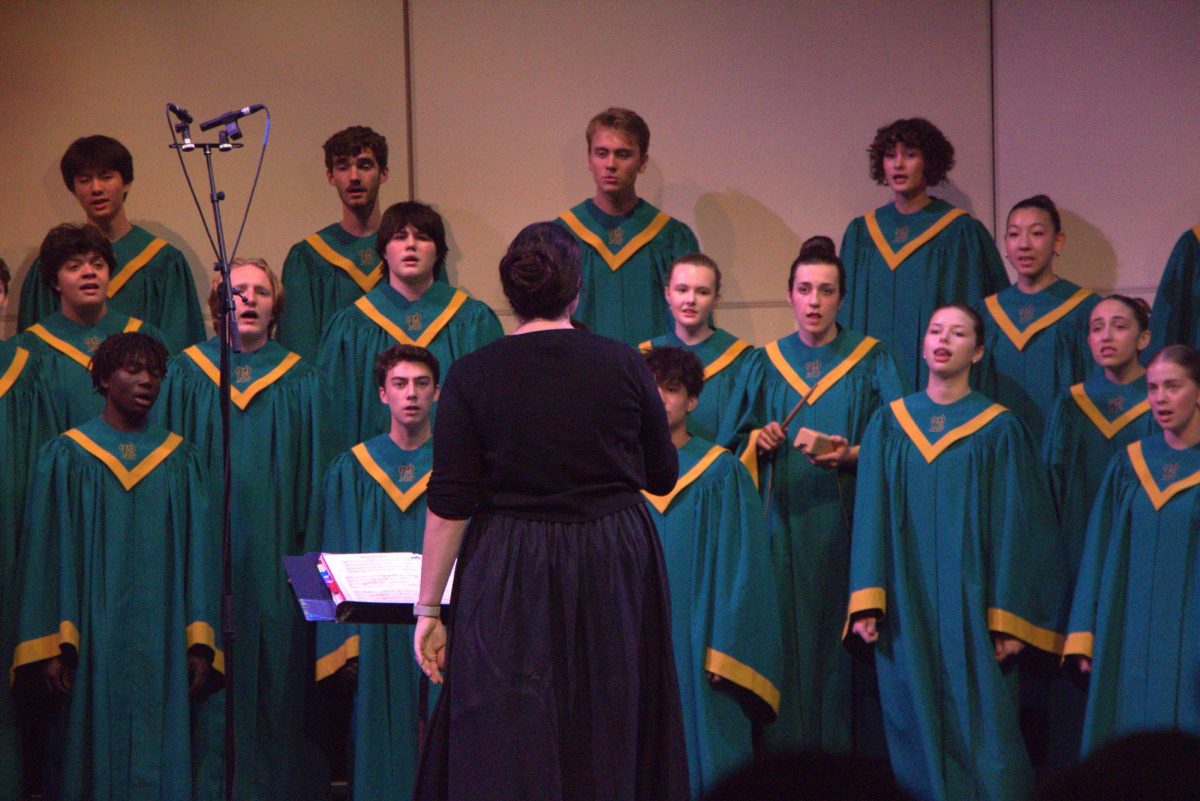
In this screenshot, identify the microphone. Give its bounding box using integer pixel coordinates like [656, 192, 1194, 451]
[199, 104, 265, 132]
[168, 103, 196, 151]
[168, 103, 194, 125]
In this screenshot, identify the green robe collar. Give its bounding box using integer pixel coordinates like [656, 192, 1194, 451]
[560, 198, 672, 271]
[26, 310, 142, 368]
[1071, 374, 1150, 439]
[640, 328, 752, 380]
[890, 391, 1007, 462]
[182, 338, 302, 410]
[304, 223, 382, 292]
[64, 417, 183, 491]
[864, 197, 967, 269]
[352, 433, 432, 511]
[764, 329, 879, 406]
[643, 436, 725, 513]
[1127, 433, 1200, 510]
[354, 281, 469, 347]
[984, 279, 1095, 350]
[108, 225, 169, 297]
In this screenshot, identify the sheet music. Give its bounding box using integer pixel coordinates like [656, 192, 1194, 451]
[318, 552, 454, 605]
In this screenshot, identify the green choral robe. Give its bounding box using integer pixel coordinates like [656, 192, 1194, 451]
[719, 329, 905, 753]
[839, 198, 1009, 389]
[153, 337, 334, 801]
[12, 417, 220, 801]
[1038, 375, 1154, 763]
[315, 434, 432, 801]
[1148, 225, 1200, 355]
[17, 225, 204, 353]
[315, 281, 502, 447]
[639, 329, 753, 442]
[0, 342, 57, 795]
[1043, 375, 1155, 580]
[976, 279, 1099, 442]
[277, 224, 383, 363]
[643, 437, 782, 798]
[847, 392, 1065, 801]
[559, 199, 699, 346]
[1064, 434, 1200, 755]
[15, 310, 165, 430]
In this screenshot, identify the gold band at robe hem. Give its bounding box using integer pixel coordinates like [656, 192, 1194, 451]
[354, 290, 469, 348]
[559, 209, 671, 271]
[305, 233, 382, 292]
[107, 237, 168, 296]
[183, 346, 302, 410]
[705, 647, 781, 714]
[186, 620, 226, 674]
[642, 445, 725, 513]
[983, 287, 1094, 351]
[315, 634, 362, 682]
[11, 620, 81, 682]
[987, 607, 1065, 655]
[1070, 383, 1150, 440]
[351, 442, 430, 511]
[864, 207, 967, 270]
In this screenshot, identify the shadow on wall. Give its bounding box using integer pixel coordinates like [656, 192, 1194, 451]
[933, 180, 977, 219]
[1057, 208, 1118, 294]
[693, 189, 801, 303]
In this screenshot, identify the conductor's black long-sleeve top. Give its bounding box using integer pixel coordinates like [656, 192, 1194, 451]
[428, 329, 679, 522]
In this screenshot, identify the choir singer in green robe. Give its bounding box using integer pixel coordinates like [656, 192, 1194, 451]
[17, 135, 204, 353]
[12, 332, 221, 801]
[847, 305, 1065, 801]
[0, 297, 57, 797]
[642, 346, 781, 798]
[639, 253, 752, 442]
[839, 118, 1009, 390]
[720, 236, 905, 755]
[1038, 295, 1155, 763]
[316, 201, 502, 447]
[976, 195, 1099, 443]
[154, 257, 334, 800]
[17, 224, 166, 430]
[1064, 344, 1200, 754]
[315, 344, 441, 801]
[1147, 225, 1200, 355]
[558, 107, 699, 346]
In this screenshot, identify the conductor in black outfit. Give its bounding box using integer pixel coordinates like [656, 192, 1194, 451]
[413, 221, 689, 800]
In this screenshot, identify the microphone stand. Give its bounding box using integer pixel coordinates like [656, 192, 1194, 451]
[171, 124, 244, 801]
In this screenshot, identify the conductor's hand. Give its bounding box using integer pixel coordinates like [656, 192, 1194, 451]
[852, 615, 879, 644]
[414, 616, 448, 684]
[44, 655, 73, 695]
[992, 633, 1025, 662]
[806, 436, 857, 470]
[756, 422, 787, 455]
[1076, 656, 1092, 674]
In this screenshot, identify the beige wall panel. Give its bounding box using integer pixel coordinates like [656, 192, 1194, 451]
[409, 0, 995, 343]
[993, 0, 1200, 300]
[0, 0, 411, 336]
